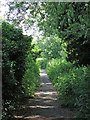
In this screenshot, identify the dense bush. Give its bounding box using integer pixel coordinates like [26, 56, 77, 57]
[36, 35, 67, 61]
[46, 59, 90, 119]
[22, 54, 40, 96]
[2, 21, 40, 119]
[36, 58, 48, 69]
[46, 59, 73, 83]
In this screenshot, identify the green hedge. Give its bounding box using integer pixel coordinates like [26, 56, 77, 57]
[2, 21, 40, 119]
[22, 55, 40, 96]
[46, 59, 90, 119]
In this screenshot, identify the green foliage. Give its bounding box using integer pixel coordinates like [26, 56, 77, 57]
[36, 58, 48, 69]
[63, 21, 90, 65]
[37, 2, 89, 65]
[7, 2, 90, 65]
[22, 55, 40, 96]
[3, 2, 90, 120]
[46, 59, 90, 119]
[46, 59, 73, 84]
[2, 21, 40, 119]
[35, 2, 90, 65]
[36, 35, 67, 60]
[2, 22, 26, 119]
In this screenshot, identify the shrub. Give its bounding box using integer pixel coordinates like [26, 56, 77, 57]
[46, 59, 90, 119]
[2, 22, 28, 119]
[2, 21, 40, 119]
[36, 58, 48, 69]
[46, 59, 73, 83]
[22, 55, 40, 96]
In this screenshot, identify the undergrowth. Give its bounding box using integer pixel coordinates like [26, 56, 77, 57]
[22, 55, 40, 96]
[46, 59, 90, 119]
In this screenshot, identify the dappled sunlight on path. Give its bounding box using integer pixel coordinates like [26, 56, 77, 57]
[13, 69, 74, 120]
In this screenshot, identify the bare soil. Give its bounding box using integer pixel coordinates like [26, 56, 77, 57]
[13, 69, 74, 120]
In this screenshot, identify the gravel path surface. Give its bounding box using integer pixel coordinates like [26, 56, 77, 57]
[13, 69, 74, 120]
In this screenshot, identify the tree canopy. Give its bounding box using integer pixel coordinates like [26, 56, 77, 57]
[6, 2, 90, 65]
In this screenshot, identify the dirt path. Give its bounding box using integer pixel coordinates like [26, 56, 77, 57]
[14, 69, 74, 120]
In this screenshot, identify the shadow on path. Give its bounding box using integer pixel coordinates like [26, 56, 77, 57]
[13, 69, 74, 120]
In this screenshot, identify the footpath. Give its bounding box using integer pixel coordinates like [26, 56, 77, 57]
[13, 69, 74, 120]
